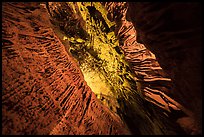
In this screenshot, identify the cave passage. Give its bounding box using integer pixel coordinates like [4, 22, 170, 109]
[47, 2, 186, 135]
[2, 2, 201, 135]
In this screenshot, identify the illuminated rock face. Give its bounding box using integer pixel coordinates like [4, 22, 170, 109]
[47, 2, 186, 135]
[2, 2, 130, 135]
[104, 2, 178, 114]
[2, 2, 201, 135]
[127, 2, 202, 134]
[103, 2, 193, 134]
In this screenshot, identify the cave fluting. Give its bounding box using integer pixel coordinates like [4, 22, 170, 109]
[2, 2, 202, 135]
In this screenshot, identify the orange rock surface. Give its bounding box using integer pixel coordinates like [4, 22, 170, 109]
[2, 2, 130, 135]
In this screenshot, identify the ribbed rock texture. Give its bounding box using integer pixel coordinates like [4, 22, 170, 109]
[46, 2, 187, 135]
[104, 1, 180, 115]
[2, 2, 130, 135]
[2, 2, 201, 135]
[103, 2, 199, 134]
[127, 2, 202, 134]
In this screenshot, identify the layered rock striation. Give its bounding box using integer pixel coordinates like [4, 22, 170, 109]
[2, 2, 130, 135]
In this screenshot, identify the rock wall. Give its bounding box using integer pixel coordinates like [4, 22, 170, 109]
[127, 2, 202, 134]
[104, 1, 180, 115]
[2, 2, 201, 135]
[2, 2, 130, 135]
[47, 2, 187, 135]
[103, 2, 196, 134]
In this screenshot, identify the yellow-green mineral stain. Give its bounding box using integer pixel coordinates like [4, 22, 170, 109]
[59, 2, 140, 113]
[51, 2, 180, 135]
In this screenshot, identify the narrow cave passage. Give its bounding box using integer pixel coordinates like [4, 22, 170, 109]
[46, 2, 189, 135]
[2, 2, 202, 135]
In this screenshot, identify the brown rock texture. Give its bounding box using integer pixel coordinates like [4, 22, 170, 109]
[104, 2, 180, 113]
[2, 2, 202, 135]
[2, 2, 131, 135]
[127, 2, 202, 134]
[46, 2, 187, 135]
[103, 2, 196, 134]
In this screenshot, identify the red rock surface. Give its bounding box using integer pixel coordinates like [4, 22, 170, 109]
[127, 2, 202, 134]
[46, 2, 187, 135]
[104, 1, 183, 117]
[2, 2, 131, 135]
[103, 2, 201, 135]
[2, 2, 202, 135]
